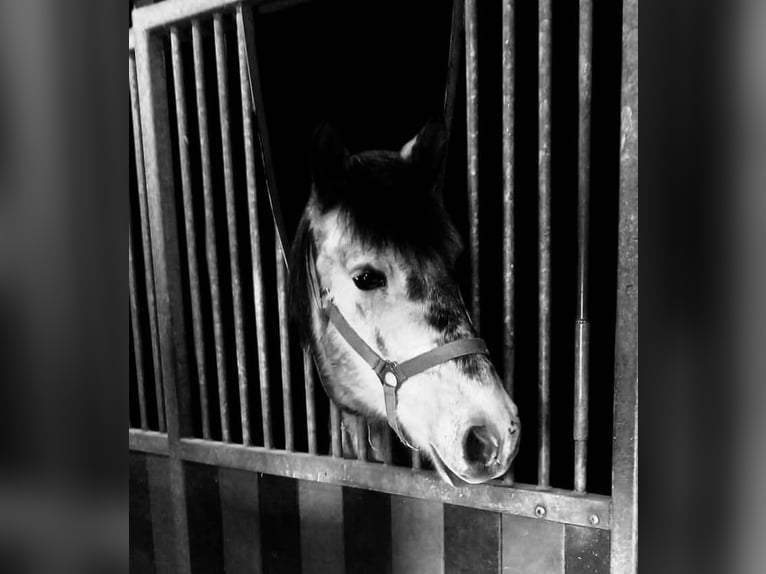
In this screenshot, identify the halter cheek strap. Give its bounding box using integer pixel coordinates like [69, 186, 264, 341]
[324, 300, 489, 448]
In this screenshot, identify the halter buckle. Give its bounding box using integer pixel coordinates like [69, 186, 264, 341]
[374, 360, 406, 389]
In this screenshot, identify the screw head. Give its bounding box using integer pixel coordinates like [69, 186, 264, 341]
[589, 514, 600, 526]
[534, 505, 546, 518]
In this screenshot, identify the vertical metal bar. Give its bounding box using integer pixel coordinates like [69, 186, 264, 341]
[214, 14, 252, 446]
[501, 0, 516, 398]
[411, 451, 422, 470]
[234, 10, 272, 448]
[238, 6, 289, 260]
[538, 0, 553, 488]
[129, 53, 166, 433]
[435, 0, 464, 195]
[610, 0, 638, 570]
[381, 427, 393, 465]
[330, 403, 342, 458]
[276, 244, 294, 450]
[356, 415, 368, 462]
[574, 0, 594, 494]
[170, 27, 211, 440]
[501, 0, 516, 485]
[134, 27, 193, 572]
[129, 225, 149, 430]
[192, 20, 230, 442]
[464, 0, 480, 331]
[303, 351, 317, 454]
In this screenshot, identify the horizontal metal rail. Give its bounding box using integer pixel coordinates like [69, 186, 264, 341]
[131, 0, 311, 32]
[126, 436, 612, 530]
[129, 429, 170, 456]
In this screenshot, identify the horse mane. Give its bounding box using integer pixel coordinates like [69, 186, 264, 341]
[288, 212, 323, 349]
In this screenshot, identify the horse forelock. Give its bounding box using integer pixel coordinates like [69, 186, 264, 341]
[315, 151, 463, 267]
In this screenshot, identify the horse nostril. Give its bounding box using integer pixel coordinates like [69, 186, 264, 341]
[464, 425, 500, 467]
[509, 419, 519, 435]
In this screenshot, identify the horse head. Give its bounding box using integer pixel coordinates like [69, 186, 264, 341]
[289, 120, 520, 485]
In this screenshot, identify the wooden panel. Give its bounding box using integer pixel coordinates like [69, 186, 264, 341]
[260, 474, 302, 574]
[565, 525, 610, 574]
[298, 480, 345, 574]
[219, 468, 263, 573]
[391, 495, 444, 574]
[444, 505, 501, 574]
[146, 454, 175, 574]
[343, 487, 392, 574]
[502, 514, 564, 574]
[185, 462, 224, 573]
[130, 452, 155, 574]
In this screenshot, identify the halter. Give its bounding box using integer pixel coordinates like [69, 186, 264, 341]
[323, 298, 489, 448]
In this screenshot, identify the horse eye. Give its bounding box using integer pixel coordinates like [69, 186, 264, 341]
[353, 270, 386, 291]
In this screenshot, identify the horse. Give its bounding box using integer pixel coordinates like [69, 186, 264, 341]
[288, 120, 520, 485]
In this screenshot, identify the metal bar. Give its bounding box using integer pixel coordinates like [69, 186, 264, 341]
[129, 53, 166, 433]
[129, 226, 149, 430]
[303, 351, 317, 454]
[537, 0, 553, 488]
[192, 20, 231, 442]
[129, 428, 170, 455]
[356, 415, 368, 462]
[610, 0, 638, 569]
[464, 0, 480, 331]
[412, 451, 422, 470]
[179, 438, 612, 530]
[171, 26, 211, 440]
[443, 0, 463, 139]
[501, 0, 516, 398]
[573, 0, 594, 495]
[132, 0, 293, 32]
[239, 6, 289, 259]
[501, 0, 516, 486]
[330, 403, 342, 457]
[276, 245, 294, 450]
[134, 29, 193, 572]
[435, 0, 464, 196]
[381, 427, 393, 465]
[234, 9, 272, 448]
[214, 14, 252, 446]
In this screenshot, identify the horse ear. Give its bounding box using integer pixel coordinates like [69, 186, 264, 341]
[312, 122, 349, 202]
[400, 119, 447, 184]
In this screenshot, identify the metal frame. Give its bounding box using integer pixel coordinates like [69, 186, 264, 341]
[129, 0, 638, 569]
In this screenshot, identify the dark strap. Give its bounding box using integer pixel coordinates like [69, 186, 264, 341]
[326, 302, 390, 377]
[325, 301, 489, 446]
[397, 338, 489, 380]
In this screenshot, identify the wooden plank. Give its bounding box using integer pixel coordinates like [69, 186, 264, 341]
[391, 496, 443, 574]
[260, 474, 302, 574]
[565, 525, 610, 574]
[219, 468, 263, 574]
[130, 452, 156, 574]
[502, 514, 564, 574]
[178, 439, 611, 529]
[444, 505, 501, 574]
[343, 487, 392, 574]
[298, 480, 345, 574]
[146, 454, 176, 574]
[185, 462, 224, 573]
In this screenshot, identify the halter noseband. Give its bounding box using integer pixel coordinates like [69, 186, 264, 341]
[323, 298, 489, 448]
